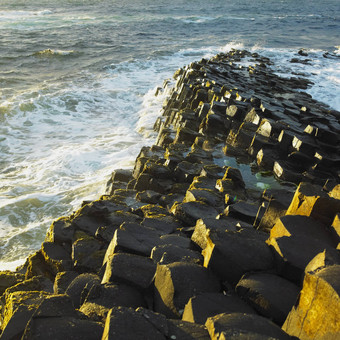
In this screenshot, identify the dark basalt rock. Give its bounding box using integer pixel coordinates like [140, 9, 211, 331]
[2, 275, 53, 297]
[0, 271, 25, 296]
[136, 189, 162, 204]
[170, 201, 219, 226]
[205, 313, 293, 339]
[25, 250, 56, 282]
[236, 272, 300, 325]
[45, 216, 75, 244]
[190, 175, 217, 191]
[266, 215, 336, 283]
[65, 273, 101, 309]
[174, 161, 204, 183]
[221, 166, 245, 188]
[191, 218, 238, 250]
[167, 319, 210, 340]
[102, 253, 156, 290]
[72, 234, 104, 273]
[107, 222, 165, 257]
[95, 210, 142, 243]
[41, 241, 73, 275]
[257, 188, 295, 232]
[154, 262, 221, 319]
[159, 233, 193, 249]
[53, 271, 78, 294]
[185, 188, 224, 208]
[151, 244, 203, 265]
[141, 215, 180, 234]
[203, 229, 273, 285]
[182, 292, 256, 325]
[71, 199, 130, 237]
[286, 182, 340, 226]
[0, 291, 51, 340]
[224, 201, 260, 225]
[102, 306, 167, 340]
[106, 169, 133, 194]
[107, 168, 133, 184]
[81, 282, 146, 311]
[22, 315, 103, 340]
[200, 164, 226, 179]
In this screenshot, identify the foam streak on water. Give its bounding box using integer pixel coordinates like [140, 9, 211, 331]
[0, 0, 339, 270]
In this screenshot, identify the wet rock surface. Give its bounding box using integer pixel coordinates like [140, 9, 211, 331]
[1, 49, 339, 339]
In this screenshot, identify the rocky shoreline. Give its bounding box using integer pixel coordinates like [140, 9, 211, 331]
[0, 49, 339, 339]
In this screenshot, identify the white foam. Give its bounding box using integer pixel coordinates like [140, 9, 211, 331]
[0, 9, 53, 25]
[220, 42, 246, 53]
[0, 259, 26, 272]
[0, 9, 53, 18]
[34, 49, 75, 56]
[224, 16, 255, 21]
[179, 16, 217, 23]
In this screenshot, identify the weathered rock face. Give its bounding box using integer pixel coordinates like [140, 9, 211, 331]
[205, 312, 293, 340]
[182, 292, 256, 324]
[20, 294, 103, 340]
[266, 215, 336, 283]
[0, 271, 24, 296]
[0, 291, 50, 340]
[81, 282, 146, 311]
[235, 272, 300, 325]
[102, 306, 167, 340]
[282, 265, 340, 339]
[154, 261, 221, 319]
[304, 249, 340, 275]
[202, 229, 273, 285]
[65, 273, 101, 308]
[286, 182, 340, 225]
[102, 252, 156, 290]
[1, 49, 339, 339]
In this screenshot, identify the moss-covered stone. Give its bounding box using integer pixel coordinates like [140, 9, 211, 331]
[0, 290, 50, 339]
[0, 271, 25, 296]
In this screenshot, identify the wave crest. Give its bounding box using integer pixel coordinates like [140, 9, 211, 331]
[33, 49, 76, 57]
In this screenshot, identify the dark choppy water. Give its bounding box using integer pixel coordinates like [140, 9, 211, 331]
[0, 0, 339, 269]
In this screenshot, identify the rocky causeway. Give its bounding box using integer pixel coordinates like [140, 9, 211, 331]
[0, 49, 339, 339]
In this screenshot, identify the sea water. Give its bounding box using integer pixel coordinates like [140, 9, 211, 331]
[0, 0, 339, 270]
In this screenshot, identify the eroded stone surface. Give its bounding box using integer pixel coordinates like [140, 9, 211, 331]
[203, 229, 273, 285]
[266, 215, 336, 282]
[182, 292, 256, 324]
[154, 262, 221, 318]
[205, 312, 292, 340]
[236, 272, 300, 325]
[283, 265, 340, 339]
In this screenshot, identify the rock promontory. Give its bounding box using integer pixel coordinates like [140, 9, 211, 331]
[0, 49, 339, 339]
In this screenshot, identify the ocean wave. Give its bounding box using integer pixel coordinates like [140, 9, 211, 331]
[0, 9, 53, 19]
[178, 15, 218, 24]
[273, 14, 323, 19]
[33, 49, 76, 57]
[224, 16, 255, 21]
[0, 259, 26, 272]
